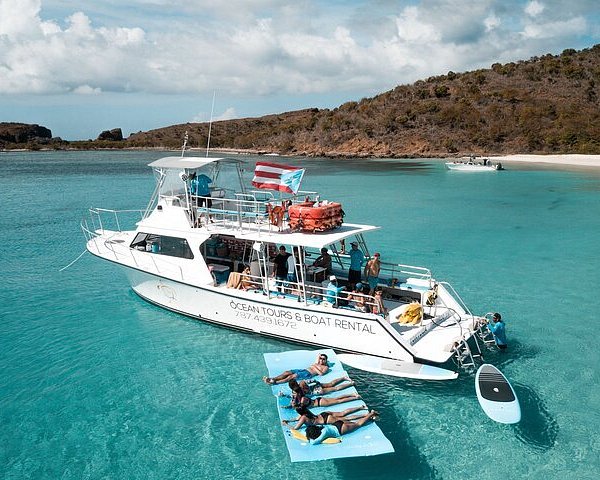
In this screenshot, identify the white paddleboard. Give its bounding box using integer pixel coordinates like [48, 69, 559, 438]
[475, 364, 521, 424]
[337, 354, 458, 381]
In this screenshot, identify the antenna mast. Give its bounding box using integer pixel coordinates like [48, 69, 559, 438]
[206, 90, 216, 157]
[180, 131, 188, 158]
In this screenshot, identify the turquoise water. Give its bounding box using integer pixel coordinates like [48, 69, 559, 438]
[1, 151, 599, 479]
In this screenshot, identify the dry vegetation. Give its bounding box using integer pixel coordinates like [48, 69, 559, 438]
[3, 45, 600, 156]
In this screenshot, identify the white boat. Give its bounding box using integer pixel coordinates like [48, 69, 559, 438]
[82, 154, 494, 380]
[445, 156, 504, 171]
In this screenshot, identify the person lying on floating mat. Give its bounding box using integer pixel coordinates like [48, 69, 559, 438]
[263, 352, 330, 385]
[282, 404, 373, 431]
[303, 410, 380, 445]
[286, 384, 361, 409]
[278, 376, 355, 397]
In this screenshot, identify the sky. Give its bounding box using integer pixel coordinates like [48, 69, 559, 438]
[1, 1, 598, 140]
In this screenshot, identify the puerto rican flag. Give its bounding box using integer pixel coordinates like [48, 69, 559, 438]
[251, 161, 305, 194]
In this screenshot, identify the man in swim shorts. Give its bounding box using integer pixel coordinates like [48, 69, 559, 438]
[263, 353, 329, 385]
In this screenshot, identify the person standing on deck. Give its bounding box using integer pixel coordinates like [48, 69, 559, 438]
[272, 245, 291, 292]
[488, 312, 507, 349]
[364, 252, 381, 294]
[189, 173, 212, 207]
[347, 242, 364, 285]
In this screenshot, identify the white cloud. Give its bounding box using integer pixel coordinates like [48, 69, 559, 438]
[525, 1, 545, 17]
[484, 13, 501, 32]
[73, 85, 102, 95]
[521, 16, 587, 39]
[191, 107, 237, 123]
[216, 107, 237, 121]
[0, 0, 598, 100]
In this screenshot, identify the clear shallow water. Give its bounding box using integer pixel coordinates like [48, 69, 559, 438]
[1, 151, 599, 479]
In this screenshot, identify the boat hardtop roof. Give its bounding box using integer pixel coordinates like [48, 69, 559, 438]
[146, 154, 381, 249]
[202, 222, 380, 249]
[148, 156, 241, 170]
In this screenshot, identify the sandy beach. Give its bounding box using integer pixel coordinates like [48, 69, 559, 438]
[490, 154, 600, 168]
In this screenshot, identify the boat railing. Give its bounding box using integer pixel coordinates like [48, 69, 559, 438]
[327, 255, 433, 286]
[81, 215, 187, 281]
[237, 273, 379, 313]
[438, 281, 472, 316]
[381, 262, 432, 284]
[86, 208, 145, 235]
[193, 190, 320, 234]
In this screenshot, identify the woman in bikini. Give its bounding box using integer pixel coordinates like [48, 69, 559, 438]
[305, 410, 380, 445]
[282, 404, 373, 431]
[287, 384, 361, 410]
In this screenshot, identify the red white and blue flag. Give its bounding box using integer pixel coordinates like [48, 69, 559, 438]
[251, 161, 305, 194]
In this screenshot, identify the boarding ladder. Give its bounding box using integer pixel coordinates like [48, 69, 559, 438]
[473, 312, 498, 347]
[452, 335, 485, 370]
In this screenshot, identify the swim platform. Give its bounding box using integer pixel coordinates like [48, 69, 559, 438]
[263, 348, 395, 462]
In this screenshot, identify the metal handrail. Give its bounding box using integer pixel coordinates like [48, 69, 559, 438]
[438, 281, 472, 315]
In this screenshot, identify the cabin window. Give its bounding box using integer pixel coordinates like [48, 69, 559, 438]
[130, 232, 194, 259]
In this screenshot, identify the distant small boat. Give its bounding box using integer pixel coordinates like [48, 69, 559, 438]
[445, 156, 504, 172]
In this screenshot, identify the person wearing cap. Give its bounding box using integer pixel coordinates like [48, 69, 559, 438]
[347, 241, 364, 284]
[312, 247, 332, 275]
[488, 312, 507, 349]
[325, 275, 344, 305]
[364, 252, 381, 294]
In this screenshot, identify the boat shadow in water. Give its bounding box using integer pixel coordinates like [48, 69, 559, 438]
[333, 388, 441, 480]
[477, 340, 541, 370]
[512, 382, 559, 452]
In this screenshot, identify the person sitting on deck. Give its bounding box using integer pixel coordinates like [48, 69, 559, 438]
[325, 275, 344, 306]
[312, 248, 332, 275]
[349, 283, 368, 312]
[372, 289, 387, 316]
[282, 404, 371, 430]
[263, 353, 329, 385]
[305, 410, 380, 445]
[240, 266, 255, 290]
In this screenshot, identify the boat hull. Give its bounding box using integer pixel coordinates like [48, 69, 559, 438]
[125, 267, 416, 362]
